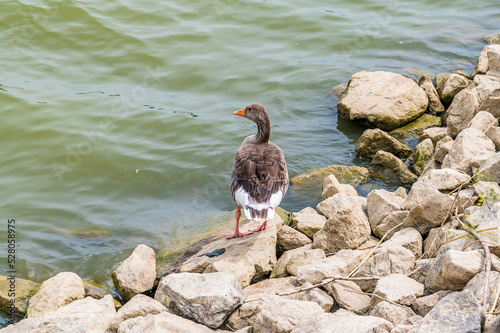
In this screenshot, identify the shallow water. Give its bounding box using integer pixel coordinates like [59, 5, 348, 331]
[0, 0, 499, 323]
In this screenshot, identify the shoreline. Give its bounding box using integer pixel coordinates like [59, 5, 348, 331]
[1, 42, 500, 332]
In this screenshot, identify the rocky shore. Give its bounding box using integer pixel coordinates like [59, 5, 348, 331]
[2, 43, 500, 333]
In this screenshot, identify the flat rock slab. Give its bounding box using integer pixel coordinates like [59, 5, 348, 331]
[338, 71, 428, 131]
[164, 215, 281, 288]
[154, 272, 244, 328]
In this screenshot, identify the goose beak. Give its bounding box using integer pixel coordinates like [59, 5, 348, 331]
[233, 108, 246, 117]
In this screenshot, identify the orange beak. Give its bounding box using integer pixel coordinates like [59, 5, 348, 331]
[233, 108, 246, 117]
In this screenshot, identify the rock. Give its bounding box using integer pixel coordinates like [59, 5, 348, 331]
[154, 272, 244, 328]
[243, 277, 333, 312]
[172, 214, 281, 286]
[486, 126, 500, 150]
[484, 314, 500, 333]
[445, 89, 480, 138]
[381, 227, 422, 258]
[330, 83, 348, 98]
[371, 274, 424, 308]
[277, 225, 312, 254]
[112, 244, 156, 302]
[325, 280, 371, 314]
[290, 309, 394, 333]
[389, 114, 442, 143]
[436, 73, 469, 106]
[423, 227, 469, 258]
[478, 88, 500, 118]
[321, 174, 357, 200]
[204, 256, 256, 289]
[366, 188, 406, 232]
[337, 71, 428, 131]
[419, 127, 448, 146]
[27, 272, 85, 318]
[355, 129, 413, 159]
[411, 138, 434, 176]
[424, 250, 486, 292]
[409, 290, 484, 333]
[369, 151, 418, 185]
[464, 271, 500, 313]
[296, 249, 365, 285]
[271, 244, 325, 278]
[0, 275, 39, 315]
[471, 44, 500, 78]
[317, 193, 367, 219]
[292, 208, 327, 238]
[402, 190, 454, 235]
[117, 311, 214, 333]
[432, 136, 453, 164]
[290, 165, 370, 187]
[313, 203, 371, 254]
[420, 168, 470, 191]
[109, 294, 167, 332]
[374, 210, 408, 240]
[369, 301, 416, 326]
[403, 181, 439, 210]
[353, 246, 416, 292]
[83, 281, 107, 300]
[435, 73, 451, 89]
[464, 194, 500, 257]
[253, 294, 325, 333]
[418, 75, 445, 115]
[469, 110, 498, 132]
[224, 298, 262, 331]
[4, 295, 116, 333]
[477, 152, 500, 184]
[484, 32, 500, 44]
[411, 290, 453, 316]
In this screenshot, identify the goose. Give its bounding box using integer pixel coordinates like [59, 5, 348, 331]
[227, 103, 289, 239]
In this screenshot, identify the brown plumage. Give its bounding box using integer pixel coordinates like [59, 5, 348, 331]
[227, 103, 289, 239]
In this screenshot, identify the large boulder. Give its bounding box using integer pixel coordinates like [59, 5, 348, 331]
[369, 151, 418, 185]
[154, 272, 244, 328]
[436, 73, 469, 106]
[337, 71, 428, 131]
[409, 290, 484, 333]
[316, 193, 367, 219]
[313, 203, 371, 254]
[471, 44, 500, 77]
[423, 250, 486, 292]
[290, 309, 394, 333]
[112, 244, 156, 302]
[418, 74, 445, 114]
[355, 128, 412, 159]
[445, 89, 479, 138]
[27, 272, 85, 318]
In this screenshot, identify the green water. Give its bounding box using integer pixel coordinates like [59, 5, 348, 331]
[0, 0, 498, 323]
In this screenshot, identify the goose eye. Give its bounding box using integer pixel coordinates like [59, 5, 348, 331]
[248, 107, 252, 111]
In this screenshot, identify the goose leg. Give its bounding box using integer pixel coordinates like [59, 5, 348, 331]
[226, 209, 253, 239]
[249, 220, 273, 233]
